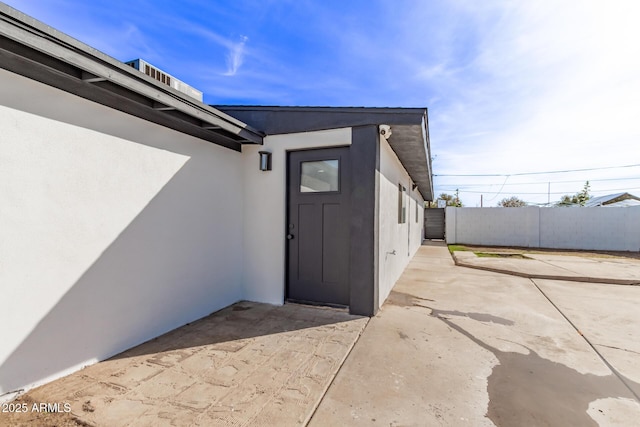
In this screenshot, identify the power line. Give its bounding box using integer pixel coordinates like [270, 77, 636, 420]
[455, 186, 640, 195]
[434, 163, 640, 177]
[483, 175, 510, 202]
[437, 176, 640, 188]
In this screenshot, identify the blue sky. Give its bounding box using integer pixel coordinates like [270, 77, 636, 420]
[5, 0, 640, 206]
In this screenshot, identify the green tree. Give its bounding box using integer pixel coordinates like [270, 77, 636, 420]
[576, 181, 591, 206]
[435, 190, 463, 207]
[498, 196, 527, 207]
[556, 181, 591, 206]
[557, 194, 578, 206]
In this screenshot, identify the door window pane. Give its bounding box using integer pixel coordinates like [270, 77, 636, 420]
[301, 160, 339, 192]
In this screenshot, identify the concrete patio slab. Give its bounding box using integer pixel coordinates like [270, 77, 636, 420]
[528, 255, 640, 282]
[0, 302, 367, 427]
[454, 250, 576, 277]
[534, 279, 640, 397]
[452, 250, 640, 285]
[310, 242, 640, 426]
[4, 242, 640, 426]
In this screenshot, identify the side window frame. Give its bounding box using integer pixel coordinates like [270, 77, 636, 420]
[398, 184, 407, 224]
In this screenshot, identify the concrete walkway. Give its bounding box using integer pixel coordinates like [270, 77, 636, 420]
[310, 242, 640, 426]
[452, 249, 640, 285]
[4, 243, 640, 426]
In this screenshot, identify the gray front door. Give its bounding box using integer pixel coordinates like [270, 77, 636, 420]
[287, 147, 350, 306]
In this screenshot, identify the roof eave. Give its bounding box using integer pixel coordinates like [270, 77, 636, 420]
[0, 4, 263, 150]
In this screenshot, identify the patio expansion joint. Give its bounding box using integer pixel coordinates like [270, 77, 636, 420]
[304, 316, 370, 426]
[529, 278, 640, 403]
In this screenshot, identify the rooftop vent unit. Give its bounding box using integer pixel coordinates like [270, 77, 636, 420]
[124, 58, 203, 102]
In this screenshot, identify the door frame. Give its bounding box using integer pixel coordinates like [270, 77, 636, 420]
[285, 146, 351, 307]
[283, 125, 381, 316]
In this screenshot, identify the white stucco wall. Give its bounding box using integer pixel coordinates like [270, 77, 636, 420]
[0, 69, 245, 396]
[377, 136, 424, 307]
[241, 128, 352, 305]
[446, 206, 640, 251]
[539, 207, 640, 251]
[445, 207, 541, 247]
[0, 66, 429, 396]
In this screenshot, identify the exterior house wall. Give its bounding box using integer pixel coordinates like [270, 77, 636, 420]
[240, 128, 352, 305]
[1, 64, 430, 396]
[377, 136, 424, 307]
[0, 69, 245, 396]
[410, 188, 425, 252]
[446, 206, 640, 252]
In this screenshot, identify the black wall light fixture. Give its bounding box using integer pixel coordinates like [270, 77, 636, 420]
[259, 151, 272, 171]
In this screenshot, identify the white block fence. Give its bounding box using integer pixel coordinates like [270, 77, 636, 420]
[445, 206, 640, 252]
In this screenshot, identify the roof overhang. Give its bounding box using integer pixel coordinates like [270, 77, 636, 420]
[386, 116, 434, 202]
[216, 106, 434, 201]
[0, 4, 263, 151]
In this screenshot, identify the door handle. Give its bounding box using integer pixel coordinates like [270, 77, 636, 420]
[287, 234, 295, 240]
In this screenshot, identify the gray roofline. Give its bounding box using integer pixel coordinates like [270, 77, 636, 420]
[0, 4, 263, 150]
[218, 105, 434, 201]
[422, 112, 434, 200]
[216, 105, 427, 114]
[215, 105, 427, 135]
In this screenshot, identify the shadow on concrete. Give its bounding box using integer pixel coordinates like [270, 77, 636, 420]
[390, 287, 640, 427]
[109, 301, 358, 361]
[435, 310, 640, 426]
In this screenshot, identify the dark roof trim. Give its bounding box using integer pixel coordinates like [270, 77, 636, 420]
[217, 105, 427, 113]
[0, 4, 263, 150]
[218, 106, 434, 200]
[215, 105, 425, 135]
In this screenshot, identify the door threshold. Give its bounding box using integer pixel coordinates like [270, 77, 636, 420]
[285, 299, 349, 312]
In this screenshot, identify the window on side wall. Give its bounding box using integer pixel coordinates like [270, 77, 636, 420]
[398, 184, 407, 224]
[415, 198, 419, 222]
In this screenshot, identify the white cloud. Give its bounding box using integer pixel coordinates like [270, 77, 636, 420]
[223, 35, 249, 76]
[424, 1, 640, 205]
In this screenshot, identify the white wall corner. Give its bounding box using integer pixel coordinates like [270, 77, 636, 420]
[445, 206, 456, 243]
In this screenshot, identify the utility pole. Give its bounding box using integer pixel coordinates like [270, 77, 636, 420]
[481, 194, 483, 207]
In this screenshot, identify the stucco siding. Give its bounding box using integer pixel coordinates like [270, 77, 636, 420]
[241, 128, 352, 305]
[410, 188, 425, 252]
[0, 69, 245, 395]
[377, 136, 424, 307]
